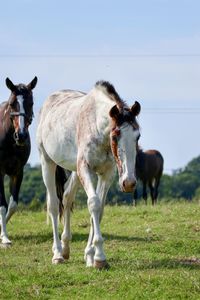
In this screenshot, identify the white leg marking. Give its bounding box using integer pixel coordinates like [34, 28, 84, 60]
[0, 206, 12, 245]
[40, 155, 64, 264]
[78, 158, 107, 268]
[61, 172, 79, 260]
[84, 217, 95, 267]
[84, 170, 115, 267]
[6, 196, 18, 223]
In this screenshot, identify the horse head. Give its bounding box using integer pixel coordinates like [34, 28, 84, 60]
[6, 77, 37, 146]
[109, 101, 141, 193]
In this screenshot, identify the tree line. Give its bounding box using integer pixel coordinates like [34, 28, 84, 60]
[5, 155, 200, 206]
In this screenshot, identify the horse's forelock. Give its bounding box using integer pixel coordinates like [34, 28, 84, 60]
[16, 84, 32, 95]
[110, 107, 140, 130]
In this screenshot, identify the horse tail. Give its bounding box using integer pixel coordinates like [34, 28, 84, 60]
[55, 165, 68, 220]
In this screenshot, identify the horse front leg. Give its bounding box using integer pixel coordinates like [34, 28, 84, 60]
[78, 158, 109, 269]
[61, 171, 79, 260]
[84, 169, 115, 268]
[0, 176, 11, 245]
[6, 171, 23, 223]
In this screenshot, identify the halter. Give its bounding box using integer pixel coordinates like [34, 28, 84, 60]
[9, 110, 33, 145]
[10, 111, 33, 125]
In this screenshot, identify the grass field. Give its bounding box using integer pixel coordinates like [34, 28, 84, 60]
[0, 202, 200, 299]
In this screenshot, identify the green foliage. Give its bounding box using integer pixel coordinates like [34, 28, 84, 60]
[0, 203, 200, 299]
[4, 164, 46, 205]
[19, 164, 46, 204]
[3, 155, 200, 206]
[159, 156, 200, 200]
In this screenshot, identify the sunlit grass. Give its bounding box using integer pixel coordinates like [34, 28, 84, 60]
[0, 202, 200, 299]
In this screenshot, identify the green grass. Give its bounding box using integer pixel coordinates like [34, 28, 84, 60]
[0, 202, 200, 299]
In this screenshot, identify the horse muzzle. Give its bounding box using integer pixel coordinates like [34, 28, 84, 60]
[119, 177, 137, 193]
[13, 131, 28, 146]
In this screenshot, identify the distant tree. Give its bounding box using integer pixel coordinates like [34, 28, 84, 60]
[159, 156, 200, 200]
[4, 155, 200, 205]
[19, 164, 46, 203]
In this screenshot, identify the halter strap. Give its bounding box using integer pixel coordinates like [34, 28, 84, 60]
[10, 112, 27, 117]
[10, 111, 33, 124]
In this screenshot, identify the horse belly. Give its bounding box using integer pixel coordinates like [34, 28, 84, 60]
[43, 132, 77, 171]
[38, 99, 81, 171]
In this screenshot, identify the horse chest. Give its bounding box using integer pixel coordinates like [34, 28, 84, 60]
[85, 141, 114, 173]
[0, 145, 29, 175]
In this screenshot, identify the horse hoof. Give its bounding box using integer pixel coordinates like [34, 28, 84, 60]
[52, 257, 65, 264]
[63, 252, 70, 260]
[1, 237, 12, 245]
[94, 260, 110, 270]
[0, 242, 11, 249]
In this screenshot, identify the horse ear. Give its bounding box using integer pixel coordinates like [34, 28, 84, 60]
[109, 105, 120, 119]
[5, 78, 16, 92]
[131, 101, 141, 116]
[27, 76, 38, 90]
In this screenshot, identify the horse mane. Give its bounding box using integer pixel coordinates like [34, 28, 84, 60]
[95, 81, 126, 109]
[0, 101, 8, 108]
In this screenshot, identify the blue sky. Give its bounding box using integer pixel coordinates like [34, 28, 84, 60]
[0, 0, 200, 173]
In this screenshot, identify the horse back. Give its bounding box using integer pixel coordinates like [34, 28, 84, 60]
[145, 150, 164, 178]
[37, 88, 115, 173]
[136, 149, 164, 181]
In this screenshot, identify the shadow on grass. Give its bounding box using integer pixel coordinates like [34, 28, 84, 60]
[103, 233, 161, 243]
[134, 257, 200, 270]
[11, 231, 160, 244]
[10, 232, 53, 244]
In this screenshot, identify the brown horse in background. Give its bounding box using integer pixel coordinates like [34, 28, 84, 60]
[133, 149, 164, 205]
[0, 77, 37, 245]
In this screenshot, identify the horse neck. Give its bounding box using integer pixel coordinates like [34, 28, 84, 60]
[94, 93, 116, 147]
[0, 102, 13, 134]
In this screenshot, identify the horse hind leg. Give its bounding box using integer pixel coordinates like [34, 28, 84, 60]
[142, 182, 148, 205]
[154, 177, 161, 205]
[61, 171, 79, 260]
[133, 188, 138, 206]
[41, 155, 64, 264]
[149, 181, 155, 205]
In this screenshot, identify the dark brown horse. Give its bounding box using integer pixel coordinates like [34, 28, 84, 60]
[134, 149, 164, 205]
[0, 77, 37, 245]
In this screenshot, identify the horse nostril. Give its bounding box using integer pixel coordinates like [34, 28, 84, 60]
[132, 180, 137, 187]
